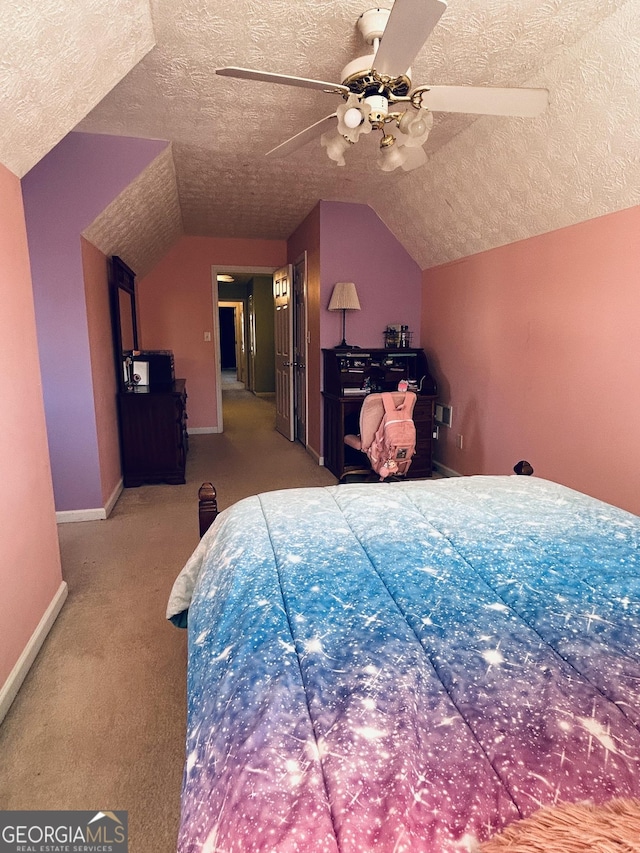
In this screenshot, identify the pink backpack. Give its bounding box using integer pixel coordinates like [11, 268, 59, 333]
[369, 392, 417, 479]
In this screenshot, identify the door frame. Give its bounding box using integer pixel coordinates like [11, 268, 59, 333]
[218, 300, 246, 384]
[274, 264, 295, 441]
[212, 265, 278, 433]
[293, 252, 308, 446]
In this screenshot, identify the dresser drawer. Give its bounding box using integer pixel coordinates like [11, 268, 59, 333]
[118, 380, 188, 486]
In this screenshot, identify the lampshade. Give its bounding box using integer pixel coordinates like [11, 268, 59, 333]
[400, 146, 428, 171]
[321, 130, 351, 166]
[328, 281, 361, 312]
[328, 282, 360, 349]
[378, 135, 409, 172]
[397, 107, 434, 148]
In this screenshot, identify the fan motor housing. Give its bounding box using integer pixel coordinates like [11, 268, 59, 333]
[341, 62, 412, 103]
[343, 67, 411, 96]
[344, 8, 412, 101]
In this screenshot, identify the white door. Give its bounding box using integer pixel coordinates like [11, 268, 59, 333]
[293, 256, 307, 444]
[274, 265, 294, 440]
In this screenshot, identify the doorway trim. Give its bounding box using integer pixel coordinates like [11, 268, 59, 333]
[218, 300, 246, 384]
[293, 252, 309, 447]
[212, 265, 278, 433]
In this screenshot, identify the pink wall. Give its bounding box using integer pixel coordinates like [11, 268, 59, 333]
[422, 205, 640, 516]
[137, 236, 287, 429]
[81, 239, 122, 505]
[0, 162, 63, 689]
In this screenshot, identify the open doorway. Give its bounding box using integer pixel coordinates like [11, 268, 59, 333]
[212, 266, 277, 432]
[218, 300, 246, 389]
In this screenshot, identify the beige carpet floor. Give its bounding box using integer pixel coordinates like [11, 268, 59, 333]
[0, 389, 336, 852]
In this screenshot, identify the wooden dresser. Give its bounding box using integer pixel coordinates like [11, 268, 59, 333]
[117, 379, 188, 486]
[322, 348, 437, 480]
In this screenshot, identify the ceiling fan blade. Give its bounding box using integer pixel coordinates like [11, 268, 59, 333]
[216, 67, 349, 94]
[373, 0, 447, 78]
[266, 114, 338, 158]
[420, 85, 548, 116]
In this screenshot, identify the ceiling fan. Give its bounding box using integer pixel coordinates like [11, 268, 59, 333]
[216, 0, 548, 172]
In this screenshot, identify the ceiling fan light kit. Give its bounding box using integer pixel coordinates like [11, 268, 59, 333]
[378, 136, 407, 172]
[216, 0, 548, 174]
[321, 130, 352, 166]
[336, 94, 372, 142]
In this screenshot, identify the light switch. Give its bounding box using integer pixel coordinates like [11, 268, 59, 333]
[204, 331, 212, 341]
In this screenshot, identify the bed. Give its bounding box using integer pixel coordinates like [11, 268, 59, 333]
[167, 475, 640, 852]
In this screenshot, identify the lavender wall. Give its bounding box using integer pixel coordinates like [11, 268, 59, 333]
[22, 132, 167, 511]
[319, 201, 422, 353]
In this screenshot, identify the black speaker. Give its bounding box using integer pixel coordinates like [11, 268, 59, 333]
[135, 350, 175, 388]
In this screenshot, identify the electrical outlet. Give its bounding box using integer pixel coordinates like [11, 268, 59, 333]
[456, 434, 464, 450]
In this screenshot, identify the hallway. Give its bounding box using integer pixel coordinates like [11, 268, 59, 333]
[199, 385, 336, 510]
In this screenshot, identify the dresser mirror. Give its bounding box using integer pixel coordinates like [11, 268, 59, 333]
[109, 256, 139, 389]
[119, 287, 136, 351]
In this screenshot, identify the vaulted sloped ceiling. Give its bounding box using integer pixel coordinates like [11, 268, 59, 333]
[376, 1, 640, 266]
[3, 0, 640, 274]
[0, 0, 155, 178]
[82, 146, 183, 278]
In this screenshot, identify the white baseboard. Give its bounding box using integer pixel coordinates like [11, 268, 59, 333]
[0, 581, 68, 725]
[433, 461, 462, 478]
[56, 506, 107, 523]
[188, 427, 218, 434]
[56, 479, 123, 524]
[105, 478, 123, 517]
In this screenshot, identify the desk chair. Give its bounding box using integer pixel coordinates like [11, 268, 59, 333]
[342, 391, 417, 482]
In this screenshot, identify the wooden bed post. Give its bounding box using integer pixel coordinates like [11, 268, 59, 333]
[198, 482, 218, 538]
[513, 460, 534, 475]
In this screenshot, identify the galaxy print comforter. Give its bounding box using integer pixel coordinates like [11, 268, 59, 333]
[167, 476, 640, 852]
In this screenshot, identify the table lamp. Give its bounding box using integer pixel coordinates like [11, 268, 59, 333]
[328, 281, 361, 349]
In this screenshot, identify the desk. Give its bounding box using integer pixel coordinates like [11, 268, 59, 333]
[322, 348, 437, 480]
[323, 392, 435, 480]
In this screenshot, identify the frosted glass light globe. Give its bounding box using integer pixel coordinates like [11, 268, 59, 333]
[399, 109, 426, 137]
[343, 107, 363, 129]
[408, 116, 427, 137]
[378, 137, 408, 172]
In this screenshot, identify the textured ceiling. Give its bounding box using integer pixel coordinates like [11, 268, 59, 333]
[82, 146, 183, 278]
[4, 0, 640, 273]
[0, 0, 155, 177]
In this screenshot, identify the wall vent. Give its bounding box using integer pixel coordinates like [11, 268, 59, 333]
[435, 404, 453, 428]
